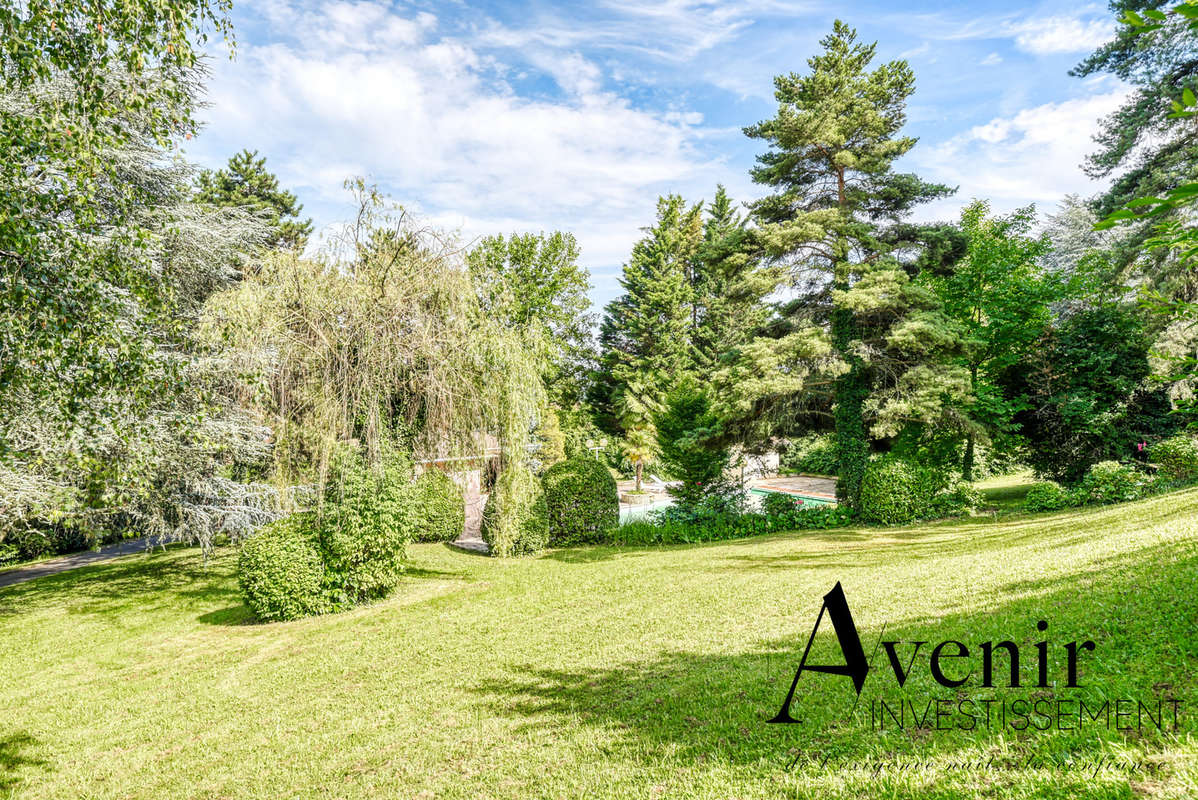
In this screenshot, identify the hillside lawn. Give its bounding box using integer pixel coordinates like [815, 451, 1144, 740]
[1, 485, 1196, 799]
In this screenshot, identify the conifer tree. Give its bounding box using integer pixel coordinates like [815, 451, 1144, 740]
[196, 149, 313, 251]
[741, 21, 959, 509]
[597, 194, 702, 415]
[690, 186, 775, 373]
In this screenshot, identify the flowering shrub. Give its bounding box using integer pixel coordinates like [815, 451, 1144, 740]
[1077, 461, 1150, 505]
[1151, 435, 1198, 483]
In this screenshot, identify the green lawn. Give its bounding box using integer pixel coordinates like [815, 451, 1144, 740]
[975, 470, 1037, 513]
[2, 491, 1196, 799]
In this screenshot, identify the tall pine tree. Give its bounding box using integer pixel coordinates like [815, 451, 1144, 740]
[741, 21, 958, 509]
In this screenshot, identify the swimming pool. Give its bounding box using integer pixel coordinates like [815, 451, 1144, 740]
[748, 487, 837, 507]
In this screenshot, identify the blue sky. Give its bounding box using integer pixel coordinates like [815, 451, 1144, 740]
[189, 0, 1126, 311]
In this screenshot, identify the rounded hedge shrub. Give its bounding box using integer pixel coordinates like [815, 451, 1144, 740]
[318, 446, 415, 607]
[1151, 434, 1198, 483]
[1078, 460, 1148, 505]
[238, 514, 328, 622]
[412, 469, 465, 543]
[1023, 482, 1072, 512]
[541, 457, 619, 545]
[859, 459, 941, 524]
[481, 465, 549, 557]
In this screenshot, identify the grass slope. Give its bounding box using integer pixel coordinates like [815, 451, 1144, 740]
[1, 490, 1196, 799]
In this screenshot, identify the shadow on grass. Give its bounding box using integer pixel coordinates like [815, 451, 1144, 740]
[471, 539, 1197, 781]
[0, 732, 48, 792]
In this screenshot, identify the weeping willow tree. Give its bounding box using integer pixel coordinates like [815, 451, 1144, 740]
[204, 182, 547, 515]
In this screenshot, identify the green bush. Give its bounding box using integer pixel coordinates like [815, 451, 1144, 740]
[1077, 460, 1149, 505]
[411, 469, 465, 543]
[780, 434, 838, 476]
[1152, 434, 1198, 483]
[1023, 482, 1073, 512]
[760, 491, 802, 517]
[656, 380, 734, 508]
[608, 502, 853, 547]
[0, 542, 20, 566]
[238, 515, 328, 622]
[542, 457, 619, 545]
[11, 528, 55, 561]
[481, 465, 549, 557]
[858, 459, 942, 525]
[318, 446, 415, 606]
[930, 482, 983, 518]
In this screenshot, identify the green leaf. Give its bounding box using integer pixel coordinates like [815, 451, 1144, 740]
[1144, 8, 1168, 21]
[1185, 88, 1197, 107]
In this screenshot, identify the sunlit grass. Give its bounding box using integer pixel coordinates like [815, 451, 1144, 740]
[1, 488, 1196, 798]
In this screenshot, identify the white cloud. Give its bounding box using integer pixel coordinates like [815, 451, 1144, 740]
[883, 9, 1114, 56]
[1006, 15, 1113, 55]
[194, 1, 741, 308]
[980, 52, 1002, 66]
[910, 85, 1128, 218]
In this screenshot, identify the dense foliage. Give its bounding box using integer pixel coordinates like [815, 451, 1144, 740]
[858, 459, 945, 525]
[655, 381, 733, 508]
[237, 446, 415, 620]
[481, 465, 550, 557]
[1008, 304, 1179, 482]
[611, 501, 853, 546]
[1152, 433, 1198, 481]
[779, 434, 838, 476]
[317, 446, 414, 607]
[1, 1, 233, 444]
[237, 515, 327, 623]
[542, 458, 619, 545]
[411, 469, 465, 544]
[1023, 482, 1073, 513]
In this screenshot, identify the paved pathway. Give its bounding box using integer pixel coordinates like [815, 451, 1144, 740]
[0, 536, 157, 589]
[749, 475, 837, 500]
[451, 492, 490, 555]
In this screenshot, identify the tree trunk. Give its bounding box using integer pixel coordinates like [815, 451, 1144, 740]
[635, 460, 643, 492]
[832, 301, 868, 511]
[962, 364, 978, 482]
[962, 432, 975, 483]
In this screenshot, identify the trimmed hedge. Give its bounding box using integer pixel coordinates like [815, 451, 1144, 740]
[238, 514, 328, 622]
[542, 457, 619, 545]
[611, 503, 854, 546]
[481, 465, 549, 557]
[412, 469, 465, 543]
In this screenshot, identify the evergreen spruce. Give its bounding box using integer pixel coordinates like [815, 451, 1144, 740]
[196, 149, 313, 251]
